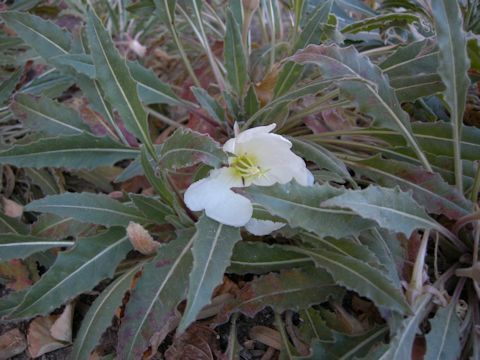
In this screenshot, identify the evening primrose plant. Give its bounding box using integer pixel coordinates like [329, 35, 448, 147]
[0, 0, 479, 359]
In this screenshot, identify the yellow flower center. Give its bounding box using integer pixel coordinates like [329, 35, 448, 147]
[230, 153, 267, 180]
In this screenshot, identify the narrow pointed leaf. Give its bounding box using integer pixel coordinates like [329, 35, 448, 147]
[0, 133, 138, 170]
[350, 156, 473, 219]
[291, 247, 409, 314]
[71, 264, 142, 360]
[0, 11, 71, 59]
[432, 0, 470, 190]
[322, 186, 443, 237]
[178, 216, 241, 333]
[86, 11, 156, 158]
[224, 8, 247, 98]
[128, 61, 184, 106]
[191, 87, 226, 124]
[25, 192, 149, 226]
[0, 234, 73, 262]
[11, 93, 90, 135]
[8, 228, 132, 319]
[424, 302, 461, 360]
[241, 182, 375, 238]
[159, 128, 227, 170]
[117, 230, 195, 360]
[228, 241, 312, 274]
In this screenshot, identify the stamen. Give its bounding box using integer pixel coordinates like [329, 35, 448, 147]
[231, 153, 267, 180]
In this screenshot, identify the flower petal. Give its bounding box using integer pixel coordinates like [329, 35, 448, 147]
[184, 168, 252, 227]
[223, 124, 277, 154]
[245, 218, 285, 236]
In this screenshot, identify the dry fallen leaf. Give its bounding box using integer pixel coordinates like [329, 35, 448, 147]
[249, 326, 282, 351]
[165, 325, 223, 360]
[50, 302, 74, 342]
[1, 197, 23, 218]
[127, 222, 159, 255]
[0, 327, 27, 359]
[27, 303, 74, 358]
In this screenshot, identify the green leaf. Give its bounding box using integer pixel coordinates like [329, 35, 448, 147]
[291, 247, 409, 314]
[350, 156, 473, 219]
[384, 294, 431, 360]
[274, 0, 333, 97]
[322, 186, 444, 237]
[216, 268, 343, 324]
[191, 87, 226, 124]
[71, 263, 142, 360]
[11, 93, 89, 136]
[24, 168, 61, 195]
[178, 216, 241, 333]
[241, 182, 375, 238]
[0, 289, 28, 318]
[7, 227, 132, 319]
[0, 11, 71, 59]
[432, 0, 471, 191]
[298, 308, 334, 344]
[52, 54, 183, 107]
[299, 233, 381, 269]
[117, 229, 195, 359]
[224, 8, 247, 98]
[391, 74, 444, 103]
[424, 301, 461, 360]
[128, 61, 184, 106]
[0, 133, 138, 170]
[341, 13, 419, 34]
[139, 147, 174, 206]
[0, 212, 29, 235]
[244, 85, 260, 118]
[31, 213, 90, 239]
[128, 194, 173, 224]
[228, 241, 312, 274]
[297, 327, 388, 359]
[86, 10, 156, 159]
[0, 234, 73, 262]
[0, 67, 22, 104]
[21, 71, 74, 98]
[159, 128, 227, 170]
[289, 137, 351, 181]
[25, 192, 149, 227]
[290, 44, 431, 170]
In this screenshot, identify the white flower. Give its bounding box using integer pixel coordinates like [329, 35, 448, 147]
[184, 124, 313, 229]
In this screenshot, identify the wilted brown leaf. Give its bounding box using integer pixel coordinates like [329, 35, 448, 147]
[127, 222, 159, 255]
[255, 66, 280, 107]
